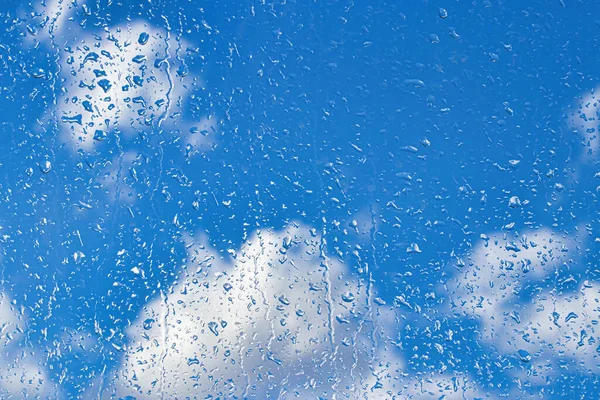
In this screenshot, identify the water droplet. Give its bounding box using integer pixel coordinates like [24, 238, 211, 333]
[32, 68, 46, 79]
[132, 76, 143, 87]
[406, 243, 422, 254]
[39, 160, 52, 174]
[94, 130, 107, 141]
[282, 236, 293, 249]
[208, 321, 219, 336]
[278, 295, 290, 306]
[143, 319, 155, 330]
[517, 349, 531, 363]
[83, 52, 99, 65]
[449, 28, 460, 39]
[439, 8, 448, 18]
[177, 64, 189, 77]
[138, 32, 150, 45]
[341, 292, 355, 302]
[132, 55, 146, 64]
[374, 297, 386, 306]
[404, 79, 425, 88]
[509, 196, 521, 208]
[97, 79, 112, 93]
[565, 312, 578, 323]
[61, 114, 83, 125]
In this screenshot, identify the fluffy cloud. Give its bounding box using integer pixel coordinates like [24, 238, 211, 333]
[100, 223, 406, 399]
[445, 229, 600, 372]
[28, 1, 215, 153]
[0, 292, 57, 398]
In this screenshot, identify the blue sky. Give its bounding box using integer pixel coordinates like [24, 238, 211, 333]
[0, 0, 599, 398]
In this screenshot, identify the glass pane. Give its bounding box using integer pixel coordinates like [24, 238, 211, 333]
[0, 0, 596, 398]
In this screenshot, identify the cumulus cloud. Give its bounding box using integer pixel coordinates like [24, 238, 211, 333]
[99, 223, 406, 399]
[0, 292, 58, 398]
[445, 228, 599, 372]
[28, 1, 215, 153]
[510, 282, 600, 370]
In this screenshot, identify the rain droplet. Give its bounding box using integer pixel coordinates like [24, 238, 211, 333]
[342, 292, 355, 302]
[143, 319, 155, 330]
[138, 32, 150, 45]
[565, 312, 578, 323]
[208, 321, 219, 336]
[61, 114, 83, 125]
[39, 160, 52, 174]
[132, 55, 146, 64]
[278, 295, 290, 306]
[406, 243, 422, 254]
[94, 130, 107, 141]
[97, 79, 112, 93]
[439, 8, 448, 18]
[404, 79, 425, 88]
[508, 196, 521, 208]
[517, 349, 531, 363]
[83, 52, 99, 65]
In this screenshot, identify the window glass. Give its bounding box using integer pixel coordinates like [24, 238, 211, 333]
[0, 0, 597, 398]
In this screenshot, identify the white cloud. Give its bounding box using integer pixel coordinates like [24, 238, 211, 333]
[100, 223, 405, 399]
[27, 2, 215, 153]
[56, 21, 212, 151]
[445, 228, 600, 373]
[0, 293, 58, 398]
[510, 282, 600, 369]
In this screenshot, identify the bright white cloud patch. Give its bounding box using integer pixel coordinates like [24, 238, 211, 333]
[101, 224, 405, 399]
[0, 293, 57, 398]
[28, 2, 215, 153]
[446, 229, 600, 372]
[57, 21, 210, 151]
[519, 282, 600, 368]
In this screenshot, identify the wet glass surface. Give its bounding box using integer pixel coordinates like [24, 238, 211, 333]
[0, 0, 598, 398]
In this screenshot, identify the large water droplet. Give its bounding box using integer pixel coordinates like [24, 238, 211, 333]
[517, 349, 531, 363]
[97, 79, 112, 93]
[40, 160, 52, 174]
[138, 32, 150, 45]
